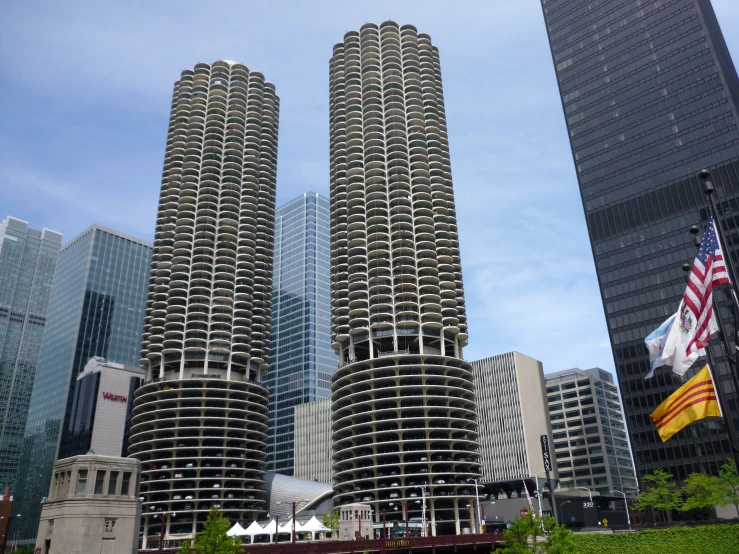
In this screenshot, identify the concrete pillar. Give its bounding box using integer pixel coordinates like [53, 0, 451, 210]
[430, 498, 437, 537]
[453, 499, 460, 535]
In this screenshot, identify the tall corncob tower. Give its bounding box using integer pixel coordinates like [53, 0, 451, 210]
[328, 22, 482, 536]
[129, 60, 279, 545]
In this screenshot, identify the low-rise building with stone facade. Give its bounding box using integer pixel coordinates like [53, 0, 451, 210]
[35, 455, 141, 554]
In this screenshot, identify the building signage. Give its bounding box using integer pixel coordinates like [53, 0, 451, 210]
[540, 434, 552, 472]
[384, 539, 410, 548]
[102, 392, 127, 402]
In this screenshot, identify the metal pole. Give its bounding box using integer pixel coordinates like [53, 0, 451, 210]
[292, 501, 296, 544]
[545, 469, 558, 525]
[535, 476, 542, 516]
[159, 513, 167, 551]
[382, 509, 386, 539]
[0, 515, 12, 554]
[275, 514, 279, 544]
[621, 491, 630, 527]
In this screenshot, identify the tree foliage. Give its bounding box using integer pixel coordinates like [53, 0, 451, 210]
[322, 507, 340, 532]
[180, 506, 242, 554]
[634, 468, 682, 512]
[717, 458, 739, 516]
[500, 511, 575, 554]
[680, 471, 723, 512]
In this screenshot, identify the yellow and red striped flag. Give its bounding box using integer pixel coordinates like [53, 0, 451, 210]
[650, 365, 721, 442]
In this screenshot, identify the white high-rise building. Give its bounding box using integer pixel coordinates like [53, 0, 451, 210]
[328, 21, 482, 536]
[471, 352, 556, 483]
[128, 60, 279, 545]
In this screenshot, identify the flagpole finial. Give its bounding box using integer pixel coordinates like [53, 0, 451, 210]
[689, 225, 700, 235]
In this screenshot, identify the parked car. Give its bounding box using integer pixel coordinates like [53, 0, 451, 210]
[174, 473, 183, 478]
[362, 496, 372, 502]
[212, 483, 220, 488]
[173, 494, 182, 500]
[211, 494, 219, 499]
[185, 463, 194, 468]
[389, 492, 399, 499]
[185, 495, 193, 500]
[434, 479, 446, 484]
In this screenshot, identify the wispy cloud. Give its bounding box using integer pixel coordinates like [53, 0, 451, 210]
[1, 0, 737, 378]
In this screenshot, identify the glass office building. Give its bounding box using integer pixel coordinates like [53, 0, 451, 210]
[265, 192, 335, 475]
[11, 224, 151, 541]
[0, 217, 62, 490]
[541, 0, 739, 482]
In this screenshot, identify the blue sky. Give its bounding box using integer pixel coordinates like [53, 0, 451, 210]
[2, 0, 738, 376]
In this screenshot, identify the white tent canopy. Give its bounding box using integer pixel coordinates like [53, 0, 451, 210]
[226, 522, 247, 537]
[301, 516, 330, 532]
[244, 520, 264, 535]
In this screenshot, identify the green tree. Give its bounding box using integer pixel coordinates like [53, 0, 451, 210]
[322, 507, 340, 532]
[179, 506, 242, 554]
[634, 468, 682, 520]
[680, 471, 723, 512]
[500, 511, 575, 554]
[717, 458, 739, 517]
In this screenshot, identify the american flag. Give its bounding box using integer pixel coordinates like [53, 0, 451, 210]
[683, 216, 731, 356]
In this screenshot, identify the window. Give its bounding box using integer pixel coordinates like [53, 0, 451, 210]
[546, 386, 559, 393]
[76, 470, 88, 494]
[585, 426, 599, 435]
[582, 407, 595, 415]
[550, 404, 563, 412]
[552, 423, 566, 430]
[564, 401, 579, 409]
[587, 436, 601, 445]
[104, 519, 117, 533]
[573, 458, 589, 467]
[569, 429, 583, 437]
[108, 471, 119, 495]
[591, 466, 607, 475]
[559, 473, 573, 481]
[572, 448, 587, 457]
[562, 383, 576, 390]
[121, 472, 132, 496]
[589, 446, 603, 455]
[577, 379, 591, 387]
[553, 432, 567, 440]
[575, 468, 591, 477]
[550, 413, 564, 421]
[583, 417, 597, 425]
[570, 438, 586, 447]
[594, 478, 609, 486]
[94, 470, 106, 495]
[591, 456, 605, 465]
[563, 392, 578, 400]
[565, 410, 580, 418]
[576, 479, 592, 487]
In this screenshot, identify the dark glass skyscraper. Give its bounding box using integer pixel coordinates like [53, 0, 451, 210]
[541, 0, 739, 483]
[0, 217, 62, 490]
[265, 192, 335, 475]
[11, 224, 151, 541]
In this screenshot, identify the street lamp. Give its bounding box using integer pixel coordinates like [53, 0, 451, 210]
[0, 513, 20, 554]
[575, 487, 593, 502]
[558, 500, 572, 524]
[276, 499, 310, 543]
[610, 490, 631, 527]
[473, 478, 484, 534]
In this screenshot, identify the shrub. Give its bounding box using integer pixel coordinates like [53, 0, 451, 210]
[571, 524, 739, 554]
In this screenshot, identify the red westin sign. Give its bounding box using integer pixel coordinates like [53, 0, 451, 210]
[103, 392, 127, 402]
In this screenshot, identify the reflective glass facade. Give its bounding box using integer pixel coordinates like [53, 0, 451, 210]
[0, 217, 62, 490]
[265, 192, 335, 474]
[541, 0, 739, 483]
[11, 225, 151, 541]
